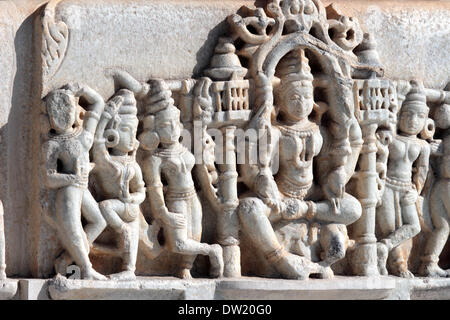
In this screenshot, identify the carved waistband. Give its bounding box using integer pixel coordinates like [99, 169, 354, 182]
[165, 187, 197, 200]
[385, 176, 412, 192]
[277, 174, 312, 200]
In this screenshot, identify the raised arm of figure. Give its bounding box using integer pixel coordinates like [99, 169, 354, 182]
[112, 70, 150, 100]
[71, 84, 105, 136]
[93, 96, 124, 165]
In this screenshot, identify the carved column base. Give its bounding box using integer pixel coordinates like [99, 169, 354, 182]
[222, 245, 241, 278]
[349, 243, 379, 276]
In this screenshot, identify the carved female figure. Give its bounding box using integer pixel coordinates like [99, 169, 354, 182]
[376, 83, 430, 278]
[139, 80, 224, 279]
[238, 50, 362, 279]
[419, 102, 450, 277]
[42, 84, 107, 280]
[91, 89, 146, 281]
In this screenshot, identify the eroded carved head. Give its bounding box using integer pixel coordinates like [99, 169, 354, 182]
[45, 89, 77, 134]
[275, 50, 314, 121]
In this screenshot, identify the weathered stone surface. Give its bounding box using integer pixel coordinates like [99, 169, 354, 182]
[0, 280, 18, 300]
[0, 0, 448, 301]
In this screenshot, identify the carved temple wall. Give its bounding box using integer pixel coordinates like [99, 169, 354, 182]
[0, 0, 449, 300]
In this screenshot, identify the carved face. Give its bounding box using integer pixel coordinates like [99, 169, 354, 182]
[279, 82, 314, 121]
[399, 103, 428, 136]
[113, 117, 139, 153]
[46, 91, 77, 133]
[155, 106, 181, 145]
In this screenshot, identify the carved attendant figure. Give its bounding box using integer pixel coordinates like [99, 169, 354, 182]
[238, 50, 362, 279]
[139, 80, 224, 279]
[419, 102, 450, 277]
[376, 83, 430, 278]
[91, 89, 146, 280]
[42, 84, 107, 280]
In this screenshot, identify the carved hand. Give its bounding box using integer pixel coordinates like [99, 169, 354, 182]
[65, 82, 83, 96]
[255, 173, 284, 214]
[105, 96, 124, 116]
[159, 211, 187, 229]
[401, 189, 418, 206]
[193, 77, 213, 123]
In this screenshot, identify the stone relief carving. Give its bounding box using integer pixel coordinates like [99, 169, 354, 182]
[42, 84, 107, 280]
[41, 0, 68, 81]
[32, 0, 450, 283]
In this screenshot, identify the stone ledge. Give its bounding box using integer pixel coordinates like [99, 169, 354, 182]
[42, 276, 450, 300]
[0, 280, 18, 300]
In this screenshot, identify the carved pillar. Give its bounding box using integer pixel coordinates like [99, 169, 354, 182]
[217, 126, 241, 277]
[350, 122, 379, 276]
[349, 79, 396, 276]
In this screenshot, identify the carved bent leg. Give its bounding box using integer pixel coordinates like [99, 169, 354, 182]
[419, 180, 450, 277]
[314, 194, 362, 226]
[110, 218, 140, 281]
[54, 186, 106, 280]
[99, 200, 140, 280]
[165, 197, 223, 279]
[238, 197, 324, 280]
[319, 224, 347, 277]
[55, 189, 107, 275]
[376, 187, 420, 278]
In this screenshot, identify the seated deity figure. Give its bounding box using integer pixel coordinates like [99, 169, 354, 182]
[238, 50, 362, 279]
[42, 83, 107, 280]
[376, 82, 430, 278]
[138, 80, 224, 279]
[419, 103, 450, 278]
[90, 89, 146, 281]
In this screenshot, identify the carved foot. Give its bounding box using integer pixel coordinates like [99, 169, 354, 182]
[419, 263, 449, 278]
[54, 253, 72, 275]
[108, 270, 136, 281]
[316, 266, 335, 279]
[209, 244, 224, 278]
[274, 252, 318, 280]
[83, 268, 107, 281]
[175, 268, 193, 280]
[395, 269, 415, 279]
[376, 242, 389, 275]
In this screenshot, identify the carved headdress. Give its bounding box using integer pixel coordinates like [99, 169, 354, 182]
[139, 80, 181, 151]
[104, 88, 139, 149]
[402, 81, 428, 112]
[276, 49, 313, 88]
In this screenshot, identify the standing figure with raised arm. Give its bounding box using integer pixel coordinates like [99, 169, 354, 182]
[42, 83, 107, 280]
[91, 89, 146, 281]
[138, 80, 224, 279]
[376, 82, 431, 278]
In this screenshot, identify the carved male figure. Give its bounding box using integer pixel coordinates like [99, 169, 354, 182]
[139, 80, 224, 279]
[376, 82, 430, 278]
[42, 84, 107, 280]
[238, 50, 362, 279]
[91, 90, 146, 280]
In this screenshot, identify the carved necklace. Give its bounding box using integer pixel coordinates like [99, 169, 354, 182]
[48, 126, 82, 141]
[153, 143, 186, 158]
[276, 121, 319, 138]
